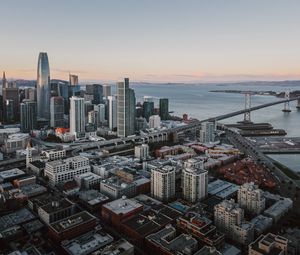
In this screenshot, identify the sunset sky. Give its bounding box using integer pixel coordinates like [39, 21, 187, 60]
[1, 0, 300, 83]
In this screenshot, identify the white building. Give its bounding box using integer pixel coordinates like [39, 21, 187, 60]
[151, 165, 175, 202]
[238, 182, 265, 215]
[69, 96, 85, 138]
[3, 133, 30, 154]
[149, 115, 161, 129]
[44, 156, 90, 186]
[182, 167, 208, 202]
[134, 144, 149, 160]
[214, 199, 254, 245]
[108, 96, 117, 130]
[198, 121, 215, 143]
[42, 149, 66, 161]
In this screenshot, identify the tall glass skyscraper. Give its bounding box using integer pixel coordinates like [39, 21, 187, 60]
[37, 52, 50, 120]
[117, 78, 136, 137]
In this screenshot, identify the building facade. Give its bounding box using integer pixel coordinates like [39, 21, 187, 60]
[69, 96, 85, 138]
[50, 96, 64, 128]
[20, 100, 37, 132]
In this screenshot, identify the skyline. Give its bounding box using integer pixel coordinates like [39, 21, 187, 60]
[1, 0, 300, 82]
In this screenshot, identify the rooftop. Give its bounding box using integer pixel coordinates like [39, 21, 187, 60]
[79, 190, 109, 205]
[62, 230, 113, 255]
[264, 197, 293, 217]
[0, 208, 35, 231]
[102, 197, 143, 215]
[0, 168, 25, 180]
[40, 198, 74, 214]
[20, 184, 47, 197]
[50, 211, 96, 233]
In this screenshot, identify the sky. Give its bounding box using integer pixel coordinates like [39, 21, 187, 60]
[1, 0, 300, 83]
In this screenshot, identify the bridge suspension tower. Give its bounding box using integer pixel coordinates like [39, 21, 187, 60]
[243, 92, 252, 123]
[282, 91, 291, 112]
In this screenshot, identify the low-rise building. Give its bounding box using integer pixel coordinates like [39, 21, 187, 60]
[74, 172, 102, 189]
[78, 190, 109, 212]
[61, 229, 114, 255]
[101, 197, 143, 230]
[44, 156, 91, 186]
[248, 233, 289, 255]
[100, 177, 136, 199]
[0, 168, 26, 183]
[91, 238, 134, 255]
[263, 197, 293, 222]
[177, 212, 224, 249]
[49, 211, 97, 241]
[145, 225, 198, 255]
[38, 198, 74, 224]
[2, 133, 30, 153]
[13, 175, 36, 188]
[134, 144, 149, 160]
[250, 215, 273, 236]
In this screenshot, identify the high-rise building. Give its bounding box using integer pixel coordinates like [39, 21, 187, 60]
[50, 96, 65, 128]
[143, 101, 154, 121]
[149, 115, 161, 129]
[94, 104, 106, 125]
[69, 74, 78, 86]
[37, 52, 50, 120]
[182, 167, 208, 202]
[87, 110, 98, 126]
[117, 78, 136, 137]
[237, 182, 265, 215]
[5, 99, 15, 123]
[20, 100, 37, 133]
[103, 84, 111, 97]
[86, 84, 103, 105]
[214, 199, 254, 245]
[134, 144, 149, 160]
[2, 71, 7, 88]
[24, 88, 36, 101]
[159, 98, 169, 120]
[70, 96, 85, 138]
[198, 121, 215, 143]
[151, 165, 175, 202]
[108, 96, 117, 131]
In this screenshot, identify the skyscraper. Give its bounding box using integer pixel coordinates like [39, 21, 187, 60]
[86, 84, 103, 105]
[198, 121, 215, 143]
[103, 84, 111, 97]
[20, 100, 37, 133]
[159, 98, 169, 120]
[70, 96, 85, 138]
[69, 74, 79, 86]
[2, 83, 19, 123]
[50, 96, 65, 128]
[37, 52, 50, 120]
[182, 167, 208, 202]
[143, 101, 154, 121]
[117, 78, 136, 137]
[2, 71, 7, 88]
[108, 96, 117, 131]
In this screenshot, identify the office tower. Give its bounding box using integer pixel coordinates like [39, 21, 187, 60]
[103, 84, 111, 97]
[149, 115, 161, 129]
[136, 117, 148, 131]
[2, 86, 19, 123]
[199, 121, 215, 143]
[214, 199, 254, 245]
[182, 167, 208, 202]
[37, 52, 50, 120]
[248, 233, 289, 255]
[70, 96, 85, 138]
[237, 182, 265, 215]
[143, 96, 154, 102]
[151, 165, 175, 202]
[84, 101, 94, 122]
[134, 144, 149, 159]
[88, 110, 98, 126]
[86, 84, 103, 104]
[143, 101, 154, 121]
[50, 96, 65, 128]
[20, 100, 37, 133]
[2, 71, 7, 88]
[117, 78, 136, 137]
[24, 88, 36, 101]
[5, 99, 15, 123]
[159, 98, 169, 120]
[108, 96, 117, 130]
[94, 104, 106, 124]
[44, 156, 90, 186]
[69, 74, 79, 86]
